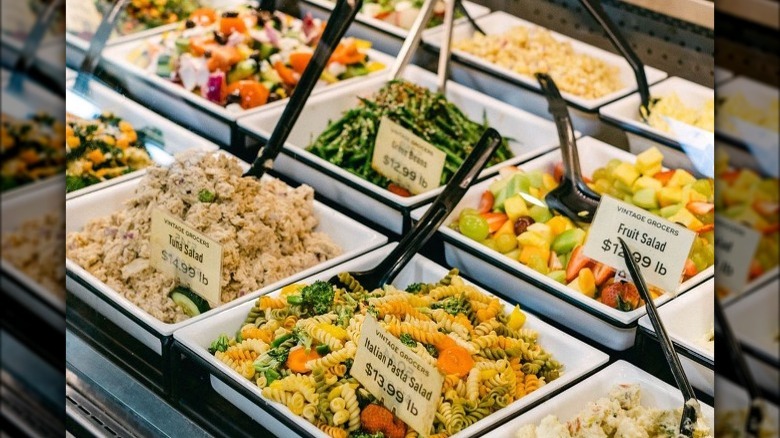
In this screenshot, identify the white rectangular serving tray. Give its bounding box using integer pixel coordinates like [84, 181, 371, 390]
[1, 68, 65, 200]
[724, 278, 780, 397]
[101, 34, 394, 146]
[411, 136, 714, 351]
[238, 63, 566, 234]
[65, 76, 220, 199]
[299, 0, 489, 56]
[638, 279, 714, 395]
[1, 176, 66, 329]
[65, 23, 179, 70]
[174, 243, 609, 438]
[599, 76, 715, 174]
[486, 361, 714, 437]
[715, 75, 779, 147]
[65, 151, 388, 355]
[422, 11, 667, 113]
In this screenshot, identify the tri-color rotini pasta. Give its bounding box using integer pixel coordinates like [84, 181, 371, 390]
[209, 270, 563, 437]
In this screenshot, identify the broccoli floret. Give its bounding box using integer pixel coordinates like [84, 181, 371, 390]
[424, 343, 439, 358]
[432, 294, 470, 316]
[208, 334, 229, 354]
[405, 282, 424, 293]
[399, 333, 417, 348]
[288, 280, 335, 315]
[336, 306, 354, 327]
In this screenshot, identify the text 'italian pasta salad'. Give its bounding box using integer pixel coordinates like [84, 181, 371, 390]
[209, 270, 563, 437]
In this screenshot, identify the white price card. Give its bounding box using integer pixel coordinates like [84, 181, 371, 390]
[714, 215, 761, 295]
[371, 116, 447, 195]
[150, 209, 223, 306]
[352, 315, 443, 436]
[583, 195, 696, 293]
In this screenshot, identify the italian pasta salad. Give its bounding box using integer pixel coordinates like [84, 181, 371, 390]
[208, 269, 563, 437]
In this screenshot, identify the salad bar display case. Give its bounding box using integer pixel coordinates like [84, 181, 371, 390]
[0, 0, 768, 435]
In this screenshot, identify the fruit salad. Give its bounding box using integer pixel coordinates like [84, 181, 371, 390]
[451, 147, 715, 311]
[1, 113, 65, 192]
[65, 112, 155, 192]
[128, 7, 385, 111]
[715, 150, 779, 297]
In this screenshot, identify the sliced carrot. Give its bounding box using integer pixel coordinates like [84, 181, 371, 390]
[274, 61, 298, 86]
[478, 191, 494, 214]
[220, 16, 247, 35]
[286, 346, 320, 374]
[653, 169, 676, 185]
[289, 52, 313, 74]
[226, 81, 270, 109]
[687, 202, 714, 215]
[436, 345, 474, 378]
[387, 183, 411, 197]
[189, 37, 213, 56]
[206, 46, 242, 72]
[329, 41, 365, 65]
[565, 245, 593, 283]
[481, 212, 508, 233]
[189, 7, 217, 26]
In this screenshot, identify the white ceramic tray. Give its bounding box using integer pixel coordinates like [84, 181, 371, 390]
[65, 23, 179, 70]
[714, 66, 734, 85]
[238, 64, 565, 234]
[174, 243, 609, 438]
[1, 176, 66, 329]
[487, 361, 714, 437]
[65, 152, 388, 355]
[715, 76, 779, 146]
[64, 76, 220, 199]
[599, 76, 714, 175]
[638, 279, 714, 395]
[724, 278, 780, 396]
[716, 375, 780, 434]
[101, 35, 394, 146]
[299, 0, 489, 55]
[1, 68, 65, 200]
[422, 11, 667, 113]
[411, 136, 714, 351]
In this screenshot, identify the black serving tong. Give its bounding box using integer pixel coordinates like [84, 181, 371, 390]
[244, 0, 363, 178]
[329, 128, 503, 291]
[578, 0, 655, 121]
[537, 73, 600, 224]
[74, 0, 131, 96]
[617, 237, 699, 437]
[715, 297, 764, 438]
[455, 0, 485, 35]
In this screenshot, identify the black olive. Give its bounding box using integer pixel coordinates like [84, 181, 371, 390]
[271, 15, 282, 29]
[185, 19, 196, 28]
[204, 50, 212, 58]
[222, 11, 239, 18]
[213, 31, 227, 45]
[249, 51, 262, 63]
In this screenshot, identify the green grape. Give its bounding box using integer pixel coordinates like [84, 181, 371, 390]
[459, 208, 481, 221]
[495, 233, 517, 253]
[460, 214, 490, 241]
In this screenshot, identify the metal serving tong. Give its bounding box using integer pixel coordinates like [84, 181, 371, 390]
[537, 73, 600, 223]
[578, 0, 655, 121]
[389, 0, 456, 94]
[330, 128, 503, 291]
[715, 297, 764, 438]
[74, 0, 131, 95]
[244, 0, 363, 178]
[617, 237, 699, 437]
[6, 0, 64, 94]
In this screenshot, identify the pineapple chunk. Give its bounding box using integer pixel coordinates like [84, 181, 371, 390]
[667, 169, 696, 188]
[668, 207, 703, 230]
[657, 186, 683, 207]
[632, 176, 664, 192]
[504, 195, 528, 221]
[546, 216, 574, 236]
[635, 147, 664, 176]
[613, 162, 640, 187]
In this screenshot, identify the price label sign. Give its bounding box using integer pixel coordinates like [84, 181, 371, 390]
[371, 116, 447, 195]
[150, 209, 223, 306]
[583, 195, 696, 293]
[714, 215, 761, 295]
[352, 315, 443, 436]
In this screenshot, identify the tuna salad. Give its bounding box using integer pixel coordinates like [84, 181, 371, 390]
[66, 151, 342, 323]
